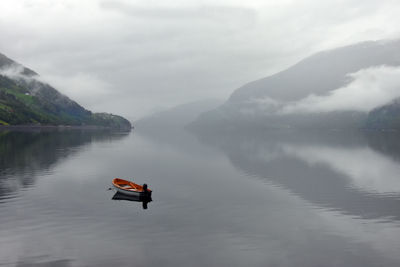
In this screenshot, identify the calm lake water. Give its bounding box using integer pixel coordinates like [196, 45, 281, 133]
[1, 127, 400, 266]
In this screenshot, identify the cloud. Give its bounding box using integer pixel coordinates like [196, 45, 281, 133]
[0, 63, 111, 110]
[281, 66, 400, 114]
[1, 0, 400, 118]
[101, 1, 256, 22]
[0, 64, 41, 91]
[39, 73, 112, 110]
[0, 64, 29, 79]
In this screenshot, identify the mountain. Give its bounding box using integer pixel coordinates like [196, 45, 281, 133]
[0, 53, 131, 130]
[191, 39, 400, 130]
[365, 99, 400, 129]
[134, 99, 222, 148]
[135, 99, 222, 131]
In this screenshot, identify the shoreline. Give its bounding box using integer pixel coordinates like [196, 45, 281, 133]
[0, 125, 133, 131]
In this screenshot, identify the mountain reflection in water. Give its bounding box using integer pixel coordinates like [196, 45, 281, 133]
[2, 127, 400, 266]
[0, 129, 129, 200]
[193, 129, 400, 221]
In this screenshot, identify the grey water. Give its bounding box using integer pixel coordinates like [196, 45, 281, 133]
[1, 127, 400, 267]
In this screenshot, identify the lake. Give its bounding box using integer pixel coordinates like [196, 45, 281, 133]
[1, 127, 400, 266]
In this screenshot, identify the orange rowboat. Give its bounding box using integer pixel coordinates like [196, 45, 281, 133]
[112, 178, 152, 197]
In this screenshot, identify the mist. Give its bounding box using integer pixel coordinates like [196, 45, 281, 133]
[1, 0, 400, 119]
[282, 66, 400, 114]
[0, 64, 30, 80]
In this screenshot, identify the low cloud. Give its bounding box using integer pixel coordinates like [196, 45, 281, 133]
[0, 64, 111, 111]
[281, 66, 400, 114]
[0, 64, 31, 79]
[2, 0, 400, 117]
[40, 73, 112, 110]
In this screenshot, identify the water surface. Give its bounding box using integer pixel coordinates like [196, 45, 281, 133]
[1, 128, 400, 266]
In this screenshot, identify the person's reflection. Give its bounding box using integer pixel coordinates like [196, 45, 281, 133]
[112, 192, 152, 210]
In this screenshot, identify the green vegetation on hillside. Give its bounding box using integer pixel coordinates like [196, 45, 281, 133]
[0, 75, 131, 130]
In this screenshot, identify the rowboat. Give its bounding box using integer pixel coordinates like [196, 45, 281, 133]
[112, 178, 152, 197]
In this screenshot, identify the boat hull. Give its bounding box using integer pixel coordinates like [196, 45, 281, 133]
[113, 185, 151, 197]
[112, 178, 152, 197]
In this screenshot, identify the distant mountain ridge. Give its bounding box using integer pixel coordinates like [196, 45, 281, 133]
[0, 53, 131, 130]
[229, 39, 400, 104]
[135, 99, 222, 130]
[192, 39, 400, 130]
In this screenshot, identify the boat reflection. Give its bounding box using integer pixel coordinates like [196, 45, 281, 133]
[111, 192, 152, 210]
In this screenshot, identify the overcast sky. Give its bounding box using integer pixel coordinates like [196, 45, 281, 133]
[0, 0, 399, 120]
